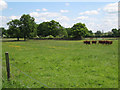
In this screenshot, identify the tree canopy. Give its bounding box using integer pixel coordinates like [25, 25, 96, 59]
[1, 14, 119, 40]
[37, 20, 65, 37]
[112, 28, 119, 37]
[20, 14, 36, 40]
[0, 27, 7, 37]
[71, 23, 89, 39]
[7, 19, 21, 40]
[95, 31, 102, 37]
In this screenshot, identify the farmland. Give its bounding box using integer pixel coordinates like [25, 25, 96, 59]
[2, 38, 118, 88]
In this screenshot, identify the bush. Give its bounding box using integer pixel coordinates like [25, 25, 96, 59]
[55, 35, 61, 38]
[46, 35, 54, 39]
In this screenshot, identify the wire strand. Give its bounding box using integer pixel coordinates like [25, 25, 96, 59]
[10, 63, 50, 88]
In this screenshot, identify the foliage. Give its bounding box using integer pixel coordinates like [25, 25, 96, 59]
[66, 28, 72, 38]
[71, 23, 89, 39]
[37, 21, 50, 37]
[86, 30, 94, 37]
[20, 14, 37, 40]
[58, 27, 68, 38]
[0, 14, 119, 40]
[112, 28, 119, 37]
[7, 19, 21, 40]
[46, 35, 54, 39]
[104, 31, 113, 37]
[95, 31, 102, 37]
[37, 20, 63, 37]
[0, 27, 7, 37]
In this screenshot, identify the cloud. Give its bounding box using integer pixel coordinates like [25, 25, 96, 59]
[86, 14, 118, 32]
[103, 14, 118, 29]
[9, 8, 13, 10]
[103, 2, 118, 13]
[42, 8, 47, 11]
[97, 8, 101, 11]
[36, 9, 40, 11]
[30, 11, 71, 28]
[56, 16, 71, 28]
[30, 12, 62, 18]
[74, 16, 88, 21]
[0, 15, 20, 28]
[0, 0, 7, 10]
[60, 10, 69, 13]
[34, 17, 49, 23]
[79, 10, 99, 15]
[0, 16, 8, 28]
[9, 16, 20, 20]
[30, 12, 40, 17]
[65, 3, 70, 6]
[56, 16, 70, 21]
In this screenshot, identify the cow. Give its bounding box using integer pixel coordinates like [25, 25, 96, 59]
[107, 41, 113, 45]
[92, 41, 97, 44]
[99, 40, 113, 45]
[84, 41, 91, 45]
[99, 41, 105, 44]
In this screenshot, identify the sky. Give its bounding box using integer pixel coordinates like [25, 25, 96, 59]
[0, 0, 119, 32]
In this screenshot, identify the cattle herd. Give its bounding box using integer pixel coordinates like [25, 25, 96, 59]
[83, 40, 113, 45]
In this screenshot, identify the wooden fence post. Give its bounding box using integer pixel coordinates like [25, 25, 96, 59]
[5, 52, 10, 81]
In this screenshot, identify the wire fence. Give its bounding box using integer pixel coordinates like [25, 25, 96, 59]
[2, 60, 51, 88]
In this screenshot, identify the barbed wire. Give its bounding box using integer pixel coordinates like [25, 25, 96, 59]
[10, 72, 30, 88]
[2, 60, 50, 88]
[2, 62, 30, 88]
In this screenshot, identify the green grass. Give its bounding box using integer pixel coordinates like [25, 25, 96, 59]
[2, 39, 118, 88]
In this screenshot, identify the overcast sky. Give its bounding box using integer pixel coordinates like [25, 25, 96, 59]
[0, 0, 119, 32]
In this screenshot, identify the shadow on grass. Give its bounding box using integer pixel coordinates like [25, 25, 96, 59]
[2, 40, 26, 42]
[1, 37, 118, 42]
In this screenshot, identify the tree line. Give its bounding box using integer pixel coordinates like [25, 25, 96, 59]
[0, 14, 120, 41]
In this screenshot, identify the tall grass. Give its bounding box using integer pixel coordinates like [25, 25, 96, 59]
[2, 39, 118, 88]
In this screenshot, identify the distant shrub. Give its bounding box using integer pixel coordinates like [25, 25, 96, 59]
[46, 35, 54, 39]
[55, 35, 61, 38]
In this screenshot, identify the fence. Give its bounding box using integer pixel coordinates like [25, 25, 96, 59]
[2, 52, 51, 88]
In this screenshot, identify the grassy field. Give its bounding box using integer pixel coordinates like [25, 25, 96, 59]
[2, 39, 118, 88]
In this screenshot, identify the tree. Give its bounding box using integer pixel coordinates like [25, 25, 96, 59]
[95, 31, 102, 37]
[37, 21, 50, 37]
[112, 28, 119, 37]
[37, 20, 63, 37]
[71, 23, 89, 39]
[118, 29, 120, 37]
[49, 20, 63, 37]
[0, 27, 7, 37]
[7, 19, 21, 40]
[20, 14, 36, 40]
[58, 27, 68, 38]
[29, 23, 37, 38]
[66, 28, 72, 38]
[86, 30, 93, 37]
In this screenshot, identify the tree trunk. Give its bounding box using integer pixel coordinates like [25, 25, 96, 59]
[17, 37, 19, 41]
[24, 37, 26, 41]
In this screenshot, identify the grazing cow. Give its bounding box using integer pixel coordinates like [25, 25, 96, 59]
[109, 41, 113, 44]
[99, 40, 113, 45]
[92, 41, 97, 44]
[84, 41, 91, 45]
[107, 41, 113, 45]
[99, 40, 105, 44]
[98, 40, 102, 44]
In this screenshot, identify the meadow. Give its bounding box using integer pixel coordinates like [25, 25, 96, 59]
[2, 38, 118, 88]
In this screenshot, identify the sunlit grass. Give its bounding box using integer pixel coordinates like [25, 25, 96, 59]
[2, 39, 118, 88]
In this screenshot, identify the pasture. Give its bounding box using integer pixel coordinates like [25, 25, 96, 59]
[2, 38, 118, 88]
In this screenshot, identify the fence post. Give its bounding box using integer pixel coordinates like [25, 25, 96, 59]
[5, 52, 10, 81]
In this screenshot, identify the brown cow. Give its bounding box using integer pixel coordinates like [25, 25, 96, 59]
[92, 41, 97, 44]
[84, 41, 91, 45]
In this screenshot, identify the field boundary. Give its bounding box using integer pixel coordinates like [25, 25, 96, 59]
[2, 60, 50, 88]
